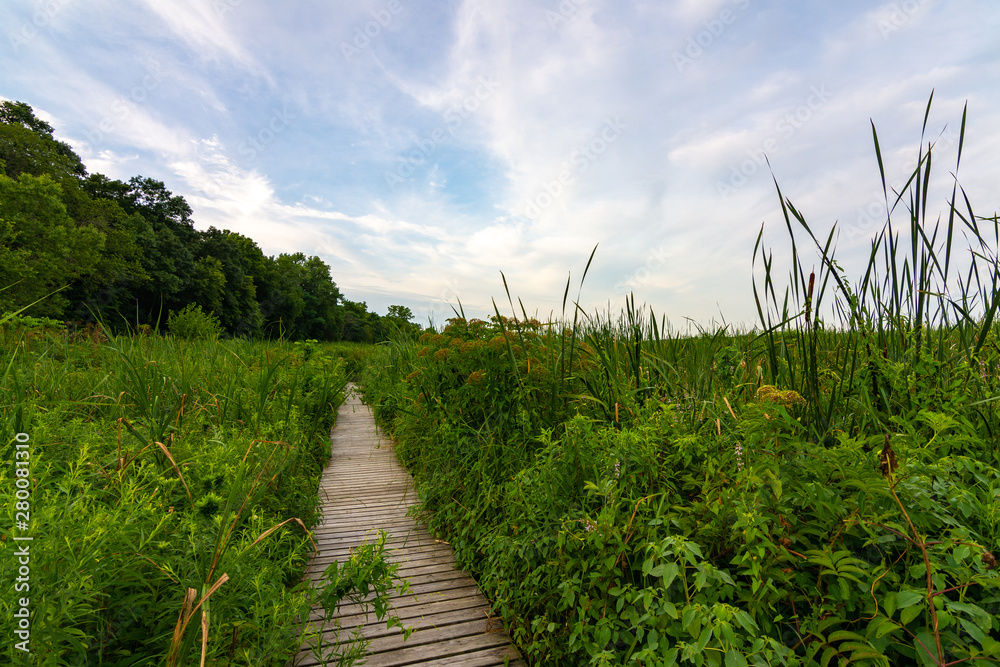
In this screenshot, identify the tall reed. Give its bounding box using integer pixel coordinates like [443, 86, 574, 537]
[753, 92, 1000, 439]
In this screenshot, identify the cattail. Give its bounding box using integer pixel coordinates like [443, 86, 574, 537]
[879, 434, 897, 478]
[805, 270, 815, 325]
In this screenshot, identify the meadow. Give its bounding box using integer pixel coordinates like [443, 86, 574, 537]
[0, 320, 401, 665]
[359, 102, 1000, 666]
[2, 97, 998, 667]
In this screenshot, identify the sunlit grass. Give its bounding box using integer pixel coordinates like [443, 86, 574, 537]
[0, 326, 401, 665]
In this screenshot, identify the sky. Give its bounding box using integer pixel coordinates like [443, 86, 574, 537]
[2, 0, 999, 330]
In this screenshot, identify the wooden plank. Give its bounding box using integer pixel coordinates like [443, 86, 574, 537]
[309, 584, 488, 624]
[310, 604, 496, 641]
[298, 623, 518, 667]
[406, 646, 525, 667]
[313, 590, 490, 630]
[293, 385, 524, 666]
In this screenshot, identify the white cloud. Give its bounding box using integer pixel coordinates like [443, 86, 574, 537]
[137, 0, 265, 76]
[4, 0, 999, 325]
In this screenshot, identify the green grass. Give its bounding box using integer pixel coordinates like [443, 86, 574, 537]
[359, 96, 1000, 666]
[0, 326, 402, 665]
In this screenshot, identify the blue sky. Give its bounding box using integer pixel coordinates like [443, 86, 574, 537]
[2, 0, 999, 328]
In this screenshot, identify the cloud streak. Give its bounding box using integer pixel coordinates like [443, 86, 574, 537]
[2, 0, 998, 326]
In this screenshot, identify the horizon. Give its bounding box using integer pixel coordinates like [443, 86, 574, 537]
[2, 0, 999, 328]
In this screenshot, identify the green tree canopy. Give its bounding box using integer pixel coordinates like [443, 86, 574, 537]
[0, 173, 104, 317]
[197, 228, 265, 337]
[0, 107, 86, 181]
[1, 101, 399, 340]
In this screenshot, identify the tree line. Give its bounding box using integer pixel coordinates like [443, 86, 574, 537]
[0, 101, 417, 341]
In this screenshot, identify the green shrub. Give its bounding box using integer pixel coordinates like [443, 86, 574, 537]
[168, 303, 223, 340]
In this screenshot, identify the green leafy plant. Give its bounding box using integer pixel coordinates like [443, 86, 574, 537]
[0, 329, 403, 665]
[168, 303, 224, 340]
[358, 95, 1000, 666]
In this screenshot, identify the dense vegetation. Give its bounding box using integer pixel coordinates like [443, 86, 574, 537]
[0, 100, 418, 342]
[360, 100, 1000, 665]
[0, 99, 416, 665]
[3, 92, 998, 666]
[0, 316, 405, 665]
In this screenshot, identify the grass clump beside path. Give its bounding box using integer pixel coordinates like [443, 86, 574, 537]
[0, 324, 400, 666]
[360, 98, 1000, 666]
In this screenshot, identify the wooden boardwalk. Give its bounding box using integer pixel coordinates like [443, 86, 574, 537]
[294, 386, 525, 667]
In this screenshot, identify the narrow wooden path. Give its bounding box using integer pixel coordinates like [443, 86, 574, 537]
[294, 385, 525, 666]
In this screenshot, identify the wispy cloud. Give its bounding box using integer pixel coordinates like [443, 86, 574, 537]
[137, 0, 267, 77]
[2, 0, 998, 324]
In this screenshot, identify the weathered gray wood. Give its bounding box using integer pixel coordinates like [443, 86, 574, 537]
[294, 385, 524, 667]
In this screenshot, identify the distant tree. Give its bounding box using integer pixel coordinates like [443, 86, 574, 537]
[341, 300, 402, 343]
[124, 176, 197, 234]
[0, 101, 411, 342]
[341, 300, 374, 343]
[81, 173, 132, 203]
[0, 103, 86, 180]
[0, 101, 55, 136]
[0, 105, 155, 323]
[259, 253, 343, 340]
[189, 256, 227, 316]
[385, 304, 421, 339]
[82, 175, 200, 325]
[386, 305, 414, 322]
[197, 228, 265, 337]
[259, 254, 305, 338]
[298, 255, 344, 340]
[0, 173, 104, 317]
[61, 198, 150, 322]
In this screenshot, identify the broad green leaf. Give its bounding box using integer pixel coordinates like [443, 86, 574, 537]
[876, 619, 900, 639]
[900, 604, 924, 626]
[725, 648, 748, 667]
[914, 631, 939, 666]
[946, 600, 992, 630]
[696, 625, 713, 653]
[661, 562, 680, 590]
[895, 590, 923, 609]
[883, 592, 898, 619]
[958, 616, 986, 644]
[850, 649, 886, 661]
[733, 609, 759, 632]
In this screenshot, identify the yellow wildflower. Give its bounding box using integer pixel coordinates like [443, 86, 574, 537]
[756, 385, 806, 407]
